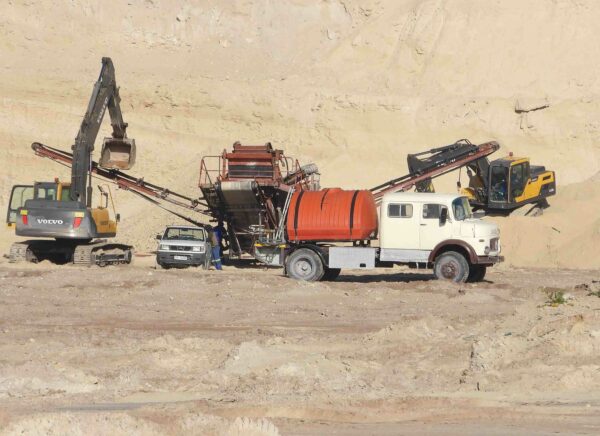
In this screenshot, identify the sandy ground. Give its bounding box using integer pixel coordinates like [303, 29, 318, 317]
[1, 1, 600, 434]
[0, 257, 599, 435]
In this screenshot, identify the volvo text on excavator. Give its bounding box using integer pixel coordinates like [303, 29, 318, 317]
[6, 57, 136, 265]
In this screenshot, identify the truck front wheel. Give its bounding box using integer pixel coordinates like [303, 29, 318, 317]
[433, 251, 469, 283]
[285, 248, 324, 281]
[467, 265, 486, 282]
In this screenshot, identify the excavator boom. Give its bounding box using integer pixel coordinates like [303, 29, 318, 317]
[71, 57, 135, 207]
[370, 140, 500, 202]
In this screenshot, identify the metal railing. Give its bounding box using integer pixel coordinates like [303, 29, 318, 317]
[198, 155, 222, 188]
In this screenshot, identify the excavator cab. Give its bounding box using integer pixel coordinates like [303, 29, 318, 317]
[5, 181, 71, 226]
[99, 137, 136, 170]
[487, 157, 556, 210]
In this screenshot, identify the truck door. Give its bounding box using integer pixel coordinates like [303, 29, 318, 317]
[419, 203, 453, 250]
[6, 185, 34, 225]
[380, 202, 420, 249]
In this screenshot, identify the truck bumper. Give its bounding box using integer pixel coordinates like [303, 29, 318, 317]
[156, 252, 206, 267]
[475, 255, 504, 265]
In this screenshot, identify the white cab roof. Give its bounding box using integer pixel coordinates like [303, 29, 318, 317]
[381, 192, 463, 203]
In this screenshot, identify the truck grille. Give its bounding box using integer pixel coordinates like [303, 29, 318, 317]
[167, 245, 192, 252]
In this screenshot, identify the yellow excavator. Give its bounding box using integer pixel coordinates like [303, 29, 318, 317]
[459, 151, 556, 214]
[6, 57, 136, 265]
[404, 140, 556, 215]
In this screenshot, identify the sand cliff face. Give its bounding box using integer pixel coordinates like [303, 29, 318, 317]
[0, 0, 598, 267]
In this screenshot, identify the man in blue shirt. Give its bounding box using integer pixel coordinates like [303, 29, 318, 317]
[209, 226, 222, 270]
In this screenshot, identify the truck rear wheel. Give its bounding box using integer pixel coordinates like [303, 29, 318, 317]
[434, 251, 469, 283]
[322, 267, 341, 281]
[285, 248, 324, 282]
[467, 265, 487, 282]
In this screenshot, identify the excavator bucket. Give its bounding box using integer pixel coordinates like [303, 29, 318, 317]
[99, 137, 136, 170]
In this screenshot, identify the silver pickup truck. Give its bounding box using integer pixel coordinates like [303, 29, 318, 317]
[156, 225, 211, 269]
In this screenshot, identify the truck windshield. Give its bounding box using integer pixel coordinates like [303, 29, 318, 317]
[164, 228, 206, 241]
[452, 197, 473, 221]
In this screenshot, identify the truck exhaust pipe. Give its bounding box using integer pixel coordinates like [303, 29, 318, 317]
[99, 137, 136, 170]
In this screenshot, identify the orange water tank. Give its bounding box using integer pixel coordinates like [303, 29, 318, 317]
[286, 188, 378, 242]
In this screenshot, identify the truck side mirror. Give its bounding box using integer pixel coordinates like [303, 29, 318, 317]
[440, 207, 448, 225]
[155, 234, 162, 240]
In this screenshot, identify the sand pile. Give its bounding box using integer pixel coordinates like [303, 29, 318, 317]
[493, 172, 600, 269]
[0, 0, 599, 267]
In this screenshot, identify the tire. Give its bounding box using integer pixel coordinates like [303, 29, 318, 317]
[285, 248, 325, 281]
[321, 267, 341, 281]
[467, 264, 487, 282]
[433, 251, 469, 283]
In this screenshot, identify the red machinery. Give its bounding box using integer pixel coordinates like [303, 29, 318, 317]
[199, 142, 320, 257]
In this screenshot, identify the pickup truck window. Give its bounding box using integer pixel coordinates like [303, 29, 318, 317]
[388, 203, 413, 218]
[163, 228, 206, 241]
[422, 204, 443, 219]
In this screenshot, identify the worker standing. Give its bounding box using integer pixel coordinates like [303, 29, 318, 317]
[209, 228, 223, 270]
[214, 220, 227, 262]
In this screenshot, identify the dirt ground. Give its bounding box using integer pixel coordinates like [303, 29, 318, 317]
[0, 257, 599, 435]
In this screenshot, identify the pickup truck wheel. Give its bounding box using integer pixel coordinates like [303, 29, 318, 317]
[286, 248, 324, 281]
[434, 251, 469, 283]
[467, 265, 487, 282]
[322, 267, 341, 281]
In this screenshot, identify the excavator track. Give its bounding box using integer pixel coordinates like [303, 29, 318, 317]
[73, 241, 133, 267]
[8, 240, 132, 266]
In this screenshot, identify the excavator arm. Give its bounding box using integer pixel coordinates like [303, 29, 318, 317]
[370, 140, 500, 202]
[71, 57, 135, 207]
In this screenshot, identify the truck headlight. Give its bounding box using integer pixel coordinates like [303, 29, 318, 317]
[490, 238, 499, 251]
[160, 244, 169, 250]
[192, 246, 204, 253]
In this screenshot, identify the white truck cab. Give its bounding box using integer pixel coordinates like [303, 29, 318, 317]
[282, 192, 503, 282]
[377, 192, 501, 281]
